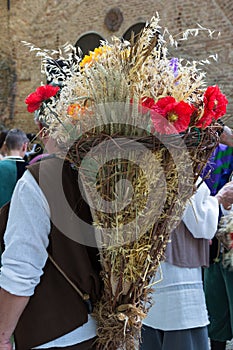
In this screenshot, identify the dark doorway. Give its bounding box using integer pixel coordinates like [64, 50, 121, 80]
[123, 22, 146, 44]
[75, 32, 105, 57]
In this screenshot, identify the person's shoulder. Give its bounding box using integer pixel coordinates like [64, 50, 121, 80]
[27, 154, 63, 181]
[0, 158, 12, 168]
[0, 157, 9, 163]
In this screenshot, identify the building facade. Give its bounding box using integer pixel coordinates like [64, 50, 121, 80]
[0, 0, 233, 132]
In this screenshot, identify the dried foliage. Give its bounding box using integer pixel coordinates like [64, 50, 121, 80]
[79, 126, 218, 350]
[23, 14, 226, 349]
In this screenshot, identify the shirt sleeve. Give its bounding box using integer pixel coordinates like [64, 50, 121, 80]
[182, 179, 219, 239]
[0, 170, 51, 296]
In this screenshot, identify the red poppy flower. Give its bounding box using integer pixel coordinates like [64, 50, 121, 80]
[194, 86, 228, 128]
[203, 85, 228, 120]
[194, 111, 213, 128]
[154, 96, 176, 111]
[152, 96, 195, 134]
[25, 85, 60, 113]
[141, 97, 156, 109]
[139, 96, 158, 118]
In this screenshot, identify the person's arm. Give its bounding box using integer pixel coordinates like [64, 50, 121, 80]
[183, 179, 233, 239]
[219, 125, 233, 147]
[0, 170, 51, 345]
[0, 289, 29, 349]
[182, 180, 219, 239]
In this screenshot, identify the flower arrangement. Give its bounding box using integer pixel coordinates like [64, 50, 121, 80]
[24, 15, 228, 350]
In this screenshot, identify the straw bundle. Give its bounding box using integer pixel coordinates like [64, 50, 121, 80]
[24, 14, 227, 349]
[73, 122, 219, 350]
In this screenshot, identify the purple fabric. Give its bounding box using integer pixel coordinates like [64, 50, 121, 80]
[29, 153, 49, 165]
[202, 144, 233, 195]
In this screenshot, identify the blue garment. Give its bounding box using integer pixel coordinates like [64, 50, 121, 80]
[0, 157, 27, 208]
[202, 144, 233, 262]
[203, 144, 233, 343]
[203, 144, 233, 195]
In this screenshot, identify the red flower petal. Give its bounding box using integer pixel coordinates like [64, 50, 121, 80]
[152, 97, 194, 134]
[203, 85, 228, 120]
[141, 97, 156, 109]
[195, 111, 213, 128]
[194, 86, 228, 128]
[25, 85, 60, 113]
[153, 96, 176, 116]
[36, 85, 60, 101]
[151, 112, 179, 134]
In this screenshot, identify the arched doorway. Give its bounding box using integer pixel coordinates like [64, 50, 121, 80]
[75, 32, 105, 57]
[123, 22, 146, 43]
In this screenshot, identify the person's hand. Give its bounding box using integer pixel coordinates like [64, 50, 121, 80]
[219, 125, 233, 147]
[216, 181, 233, 209]
[0, 340, 13, 350]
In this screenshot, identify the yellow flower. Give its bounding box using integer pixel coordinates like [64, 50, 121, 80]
[79, 55, 92, 68]
[79, 45, 111, 68]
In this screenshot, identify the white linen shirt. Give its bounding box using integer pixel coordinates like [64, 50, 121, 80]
[0, 170, 96, 348]
[143, 180, 219, 331]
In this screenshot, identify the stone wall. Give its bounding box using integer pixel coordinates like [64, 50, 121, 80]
[0, 0, 233, 132]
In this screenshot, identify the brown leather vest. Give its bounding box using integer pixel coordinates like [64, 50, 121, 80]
[1, 157, 101, 349]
